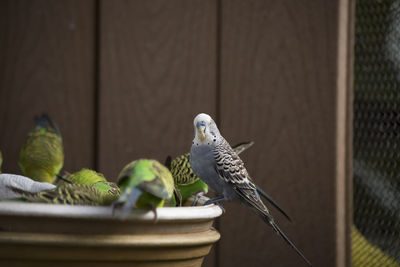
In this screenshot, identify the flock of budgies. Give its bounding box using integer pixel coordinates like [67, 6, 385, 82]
[0, 113, 312, 265]
[0, 114, 212, 213]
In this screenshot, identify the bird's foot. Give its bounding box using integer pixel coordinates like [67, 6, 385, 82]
[151, 207, 158, 223]
[204, 199, 213, 206]
[204, 196, 225, 206]
[216, 202, 225, 213]
[204, 197, 226, 213]
[191, 192, 205, 206]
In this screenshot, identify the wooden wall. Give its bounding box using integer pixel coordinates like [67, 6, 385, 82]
[0, 1, 353, 266]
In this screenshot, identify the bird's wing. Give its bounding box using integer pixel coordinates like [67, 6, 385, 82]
[214, 140, 249, 184]
[214, 141, 311, 266]
[171, 153, 198, 185]
[213, 140, 271, 215]
[214, 139, 293, 221]
[231, 141, 254, 155]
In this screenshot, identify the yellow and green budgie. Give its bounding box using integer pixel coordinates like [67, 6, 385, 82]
[18, 114, 64, 183]
[8, 181, 120, 206]
[112, 159, 174, 218]
[32, 168, 120, 205]
[55, 168, 107, 186]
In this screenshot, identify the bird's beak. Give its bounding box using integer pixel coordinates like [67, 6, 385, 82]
[196, 125, 206, 141]
[197, 126, 206, 141]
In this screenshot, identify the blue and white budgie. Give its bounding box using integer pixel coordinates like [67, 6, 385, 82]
[189, 113, 311, 266]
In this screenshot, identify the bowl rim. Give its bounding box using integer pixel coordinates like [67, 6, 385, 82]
[0, 202, 223, 221]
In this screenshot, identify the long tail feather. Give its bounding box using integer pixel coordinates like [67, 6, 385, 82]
[256, 184, 292, 222]
[265, 217, 312, 266]
[232, 141, 254, 154]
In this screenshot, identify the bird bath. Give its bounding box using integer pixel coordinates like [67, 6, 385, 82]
[0, 201, 222, 266]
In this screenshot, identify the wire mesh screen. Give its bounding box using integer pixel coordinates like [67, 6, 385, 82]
[354, 0, 400, 266]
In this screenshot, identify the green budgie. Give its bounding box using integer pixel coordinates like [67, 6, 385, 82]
[54, 168, 107, 186]
[167, 141, 254, 206]
[112, 159, 174, 218]
[18, 114, 64, 183]
[9, 181, 120, 205]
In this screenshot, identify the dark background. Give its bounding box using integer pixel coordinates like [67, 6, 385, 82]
[0, 1, 353, 266]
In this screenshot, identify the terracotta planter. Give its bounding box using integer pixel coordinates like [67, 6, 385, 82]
[0, 202, 222, 266]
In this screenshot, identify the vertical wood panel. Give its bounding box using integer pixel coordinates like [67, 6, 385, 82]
[336, 0, 354, 266]
[219, 1, 352, 266]
[99, 1, 217, 265]
[0, 1, 95, 175]
[99, 0, 216, 180]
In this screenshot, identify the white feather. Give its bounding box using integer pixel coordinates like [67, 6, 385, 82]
[0, 174, 55, 199]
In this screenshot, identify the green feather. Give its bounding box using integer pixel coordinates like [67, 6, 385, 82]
[136, 192, 164, 208]
[113, 159, 174, 217]
[55, 168, 107, 186]
[91, 181, 121, 205]
[9, 183, 120, 206]
[177, 179, 208, 201]
[18, 114, 64, 183]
